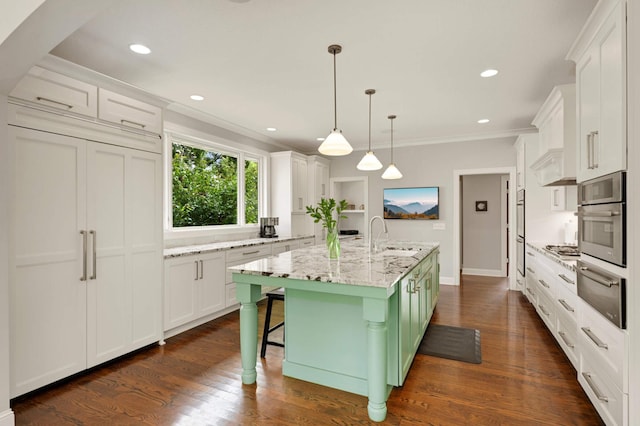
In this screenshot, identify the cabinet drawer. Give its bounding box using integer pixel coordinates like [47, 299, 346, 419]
[98, 88, 162, 134]
[579, 350, 627, 426]
[556, 312, 578, 369]
[10, 66, 98, 117]
[299, 237, 315, 248]
[555, 282, 579, 323]
[272, 241, 300, 255]
[536, 290, 556, 333]
[577, 299, 627, 392]
[226, 244, 272, 263]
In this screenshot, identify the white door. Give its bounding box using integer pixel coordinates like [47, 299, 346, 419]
[86, 143, 162, 367]
[164, 256, 198, 331]
[9, 126, 87, 397]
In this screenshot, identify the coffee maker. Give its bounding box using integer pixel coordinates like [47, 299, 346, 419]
[259, 217, 279, 238]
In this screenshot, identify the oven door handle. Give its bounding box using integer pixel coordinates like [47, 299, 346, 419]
[579, 266, 619, 287]
[575, 210, 621, 217]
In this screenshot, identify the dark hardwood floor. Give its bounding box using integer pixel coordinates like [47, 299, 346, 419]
[12, 275, 604, 425]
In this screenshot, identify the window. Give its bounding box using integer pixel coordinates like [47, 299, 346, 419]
[168, 133, 264, 230]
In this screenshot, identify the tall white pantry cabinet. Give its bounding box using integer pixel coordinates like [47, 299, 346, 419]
[7, 69, 163, 398]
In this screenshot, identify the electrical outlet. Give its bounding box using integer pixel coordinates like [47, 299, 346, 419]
[432, 222, 445, 230]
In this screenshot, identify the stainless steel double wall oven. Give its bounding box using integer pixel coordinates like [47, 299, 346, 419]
[576, 171, 626, 328]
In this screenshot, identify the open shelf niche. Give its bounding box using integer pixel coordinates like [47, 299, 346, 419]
[329, 176, 369, 239]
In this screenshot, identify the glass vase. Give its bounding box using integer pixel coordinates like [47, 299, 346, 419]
[326, 228, 341, 260]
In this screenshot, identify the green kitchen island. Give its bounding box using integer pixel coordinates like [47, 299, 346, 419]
[229, 239, 440, 422]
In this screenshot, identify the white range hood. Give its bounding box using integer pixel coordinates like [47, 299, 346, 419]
[530, 84, 577, 186]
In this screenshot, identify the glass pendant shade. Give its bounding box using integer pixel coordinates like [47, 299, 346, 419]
[382, 163, 403, 179]
[357, 151, 383, 170]
[320, 44, 353, 156]
[318, 129, 353, 156]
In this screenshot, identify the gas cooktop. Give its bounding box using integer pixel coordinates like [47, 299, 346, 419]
[544, 244, 580, 258]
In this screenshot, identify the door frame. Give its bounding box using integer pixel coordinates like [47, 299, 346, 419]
[453, 167, 517, 288]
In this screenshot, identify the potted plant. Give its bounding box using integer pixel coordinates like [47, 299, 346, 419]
[306, 198, 348, 259]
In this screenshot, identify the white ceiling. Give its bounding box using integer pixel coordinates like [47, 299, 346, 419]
[50, 0, 597, 154]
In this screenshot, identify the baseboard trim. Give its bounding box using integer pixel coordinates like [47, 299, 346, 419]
[462, 268, 504, 277]
[0, 408, 15, 426]
[439, 276, 455, 285]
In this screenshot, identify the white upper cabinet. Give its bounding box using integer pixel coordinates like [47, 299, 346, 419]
[530, 84, 576, 186]
[10, 66, 98, 117]
[567, 0, 626, 182]
[98, 88, 163, 135]
[270, 151, 312, 237]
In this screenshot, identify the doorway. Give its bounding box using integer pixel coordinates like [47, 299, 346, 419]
[452, 167, 517, 288]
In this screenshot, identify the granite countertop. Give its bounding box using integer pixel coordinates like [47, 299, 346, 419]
[164, 235, 313, 258]
[526, 242, 577, 272]
[228, 239, 439, 289]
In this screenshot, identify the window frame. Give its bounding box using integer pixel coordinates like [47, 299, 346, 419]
[164, 130, 268, 238]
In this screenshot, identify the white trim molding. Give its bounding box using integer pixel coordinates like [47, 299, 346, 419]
[462, 268, 504, 277]
[0, 409, 15, 426]
[453, 166, 517, 288]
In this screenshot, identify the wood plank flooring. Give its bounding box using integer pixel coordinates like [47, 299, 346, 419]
[12, 275, 604, 425]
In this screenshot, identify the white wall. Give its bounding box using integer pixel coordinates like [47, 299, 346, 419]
[329, 137, 517, 283]
[461, 174, 504, 274]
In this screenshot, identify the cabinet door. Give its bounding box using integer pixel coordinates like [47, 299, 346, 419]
[399, 277, 413, 381]
[164, 256, 198, 331]
[86, 143, 162, 367]
[291, 157, 308, 212]
[576, 2, 626, 182]
[9, 126, 87, 397]
[98, 88, 162, 135]
[198, 252, 226, 316]
[10, 66, 98, 117]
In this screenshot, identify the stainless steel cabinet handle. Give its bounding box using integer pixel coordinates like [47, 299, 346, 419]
[582, 372, 608, 402]
[558, 274, 575, 285]
[538, 304, 550, 317]
[526, 267, 535, 274]
[579, 266, 618, 287]
[539, 279, 550, 289]
[408, 278, 415, 293]
[591, 131, 599, 168]
[558, 299, 575, 312]
[586, 132, 593, 169]
[577, 210, 620, 217]
[321, 183, 325, 196]
[194, 261, 199, 280]
[80, 230, 87, 281]
[120, 119, 146, 129]
[36, 96, 73, 109]
[526, 288, 534, 296]
[199, 260, 203, 279]
[243, 250, 260, 256]
[89, 230, 96, 280]
[581, 327, 608, 349]
[527, 251, 535, 257]
[558, 331, 575, 348]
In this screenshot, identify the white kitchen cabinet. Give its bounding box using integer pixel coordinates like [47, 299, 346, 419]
[225, 244, 273, 306]
[307, 155, 331, 241]
[98, 88, 163, 136]
[9, 125, 163, 397]
[164, 251, 226, 332]
[10, 66, 98, 117]
[271, 240, 301, 255]
[270, 151, 312, 237]
[530, 84, 576, 186]
[568, 0, 626, 182]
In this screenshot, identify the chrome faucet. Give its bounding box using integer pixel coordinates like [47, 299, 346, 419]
[369, 215, 388, 253]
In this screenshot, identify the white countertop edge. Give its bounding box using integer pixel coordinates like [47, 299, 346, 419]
[164, 235, 314, 258]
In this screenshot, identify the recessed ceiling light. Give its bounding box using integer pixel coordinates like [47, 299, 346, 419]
[477, 119, 490, 124]
[316, 137, 325, 141]
[266, 127, 277, 132]
[129, 44, 151, 55]
[190, 95, 204, 101]
[480, 69, 498, 78]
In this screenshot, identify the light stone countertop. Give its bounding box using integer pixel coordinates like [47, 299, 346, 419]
[228, 239, 440, 289]
[526, 242, 577, 272]
[164, 235, 313, 258]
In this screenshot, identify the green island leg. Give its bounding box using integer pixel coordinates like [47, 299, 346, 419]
[235, 281, 262, 384]
[363, 298, 389, 422]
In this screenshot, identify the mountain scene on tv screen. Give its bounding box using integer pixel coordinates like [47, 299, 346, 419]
[383, 199, 439, 220]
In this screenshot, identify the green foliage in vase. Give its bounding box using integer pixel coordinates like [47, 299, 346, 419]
[305, 198, 349, 232]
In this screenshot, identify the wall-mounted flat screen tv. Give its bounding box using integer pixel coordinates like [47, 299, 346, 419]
[383, 186, 439, 220]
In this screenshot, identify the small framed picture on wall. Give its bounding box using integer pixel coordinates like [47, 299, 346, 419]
[475, 201, 488, 212]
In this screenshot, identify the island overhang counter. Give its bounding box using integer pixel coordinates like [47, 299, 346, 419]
[229, 239, 440, 422]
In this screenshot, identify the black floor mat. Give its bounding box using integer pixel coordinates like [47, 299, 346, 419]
[417, 323, 481, 364]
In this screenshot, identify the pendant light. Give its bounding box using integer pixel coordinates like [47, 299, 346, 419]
[381, 115, 403, 179]
[356, 89, 383, 170]
[318, 44, 353, 156]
